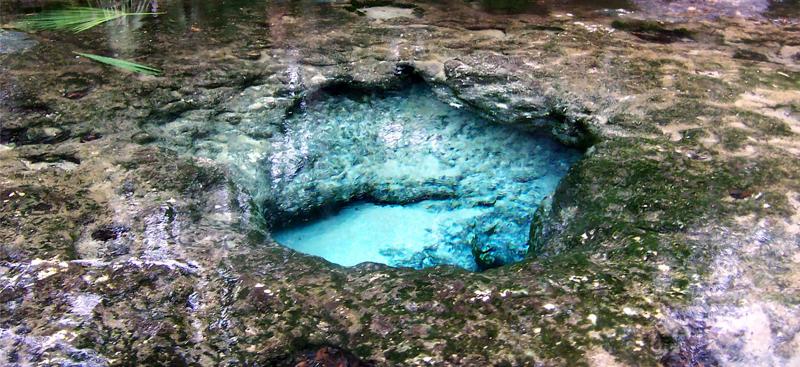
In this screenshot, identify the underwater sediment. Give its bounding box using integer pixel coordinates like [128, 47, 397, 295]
[1, 0, 800, 366]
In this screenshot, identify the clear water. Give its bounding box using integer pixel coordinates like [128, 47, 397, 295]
[274, 202, 487, 268]
[267, 83, 581, 271]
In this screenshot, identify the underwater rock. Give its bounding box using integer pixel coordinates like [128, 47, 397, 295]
[90, 225, 130, 242]
[610, 19, 694, 43]
[0, 30, 37, 54]
[471, 242, 503, 270]
[58, 72, 99, 100]
[294, 346, 375, 367]
[733, 49, 770, 62]
[263, 83, 580, 270]
[0, 0, 799, 365]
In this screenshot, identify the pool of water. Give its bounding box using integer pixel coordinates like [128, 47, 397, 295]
[265, 82, 581, 271]
[274, 202, 487, 268]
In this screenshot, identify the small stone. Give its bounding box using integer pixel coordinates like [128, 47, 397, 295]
[729, 189, 753, 200]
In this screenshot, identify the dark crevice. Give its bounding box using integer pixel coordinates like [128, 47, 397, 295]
[285, 64, 423, 118]
[91, 225, 130, 242]
[21, 152, 81, 165]
[611, 19, 694, 44]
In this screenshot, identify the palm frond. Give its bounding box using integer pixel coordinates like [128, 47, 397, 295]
[16, 7, 161, 33]
[74, 52, 161, 76]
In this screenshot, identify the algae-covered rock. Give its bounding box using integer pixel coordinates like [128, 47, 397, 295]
[1, 0, 799, 365]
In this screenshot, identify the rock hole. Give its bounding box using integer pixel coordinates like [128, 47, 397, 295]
[263, 78, 582, 271]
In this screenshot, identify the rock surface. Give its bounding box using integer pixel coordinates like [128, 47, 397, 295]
[1, 0, 799, 366]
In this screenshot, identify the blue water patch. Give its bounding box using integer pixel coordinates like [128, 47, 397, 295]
[267, 83, 581, 271]
[274, 201, 486, 268]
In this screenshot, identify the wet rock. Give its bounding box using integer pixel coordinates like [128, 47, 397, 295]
[90, 225, 130, 242]
[0, 183, 101, 261]
[79, 131, 102, 142]
[27, 127, 70, 145]
[471, 243, 503, 270]
[119, 147, 226, 195]
[0, 30, 37, 54]
[131, 131, 156, 144]
[733, 49, 770, 62]
[294, 346, 375, 367]
[1, 1, 800, 365]
[58, 72, 99, 100]
[16, 145, 81, 165]
[611, 19, 694, 43]
[360, 6, 418, 20]
[729, 189, 754, 200]
[0, 125, 70, 145]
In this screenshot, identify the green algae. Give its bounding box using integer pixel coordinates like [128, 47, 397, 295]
[735, 110, 794, 136]
[2, 1, 799, 364]
[118, 148, 226, 195]
[674, 73, 742, 102]
[678, 128, 708, 145]
[733, 49, 770, 62]
[530, 136, 800, 263]
[648, 100, 723, 126]
[740, 67, 800, 90]
[718, 127, 750, 150]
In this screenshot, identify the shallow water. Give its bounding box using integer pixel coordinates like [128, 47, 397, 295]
[265, 83, 581, 270]
[152, 76, 581, 270]
[1, 0, 799, 364]
[274, 202, 487, 268]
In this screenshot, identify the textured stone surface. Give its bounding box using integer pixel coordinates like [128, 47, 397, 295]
[0, 30, 36, 54]
[1, 0, 799, 366]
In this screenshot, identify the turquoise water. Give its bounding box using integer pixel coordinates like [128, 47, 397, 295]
[274, 202, 487, 268]
[269, 82, 581, 271]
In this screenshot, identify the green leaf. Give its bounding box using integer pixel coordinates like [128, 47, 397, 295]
[73, 52, 161, 76]
[16, 7, 161, 33]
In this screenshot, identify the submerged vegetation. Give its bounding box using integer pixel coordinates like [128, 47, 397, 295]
[15, 6, 161, 33]
[11, 3, 162, 75]
[74, 52, 161, 75]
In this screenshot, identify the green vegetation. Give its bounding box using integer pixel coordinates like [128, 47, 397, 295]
[11, 5, 164, 76]
[718, 127, 749, 150]
[74, 52, 161, 76]
[15, 7, 161, 33]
